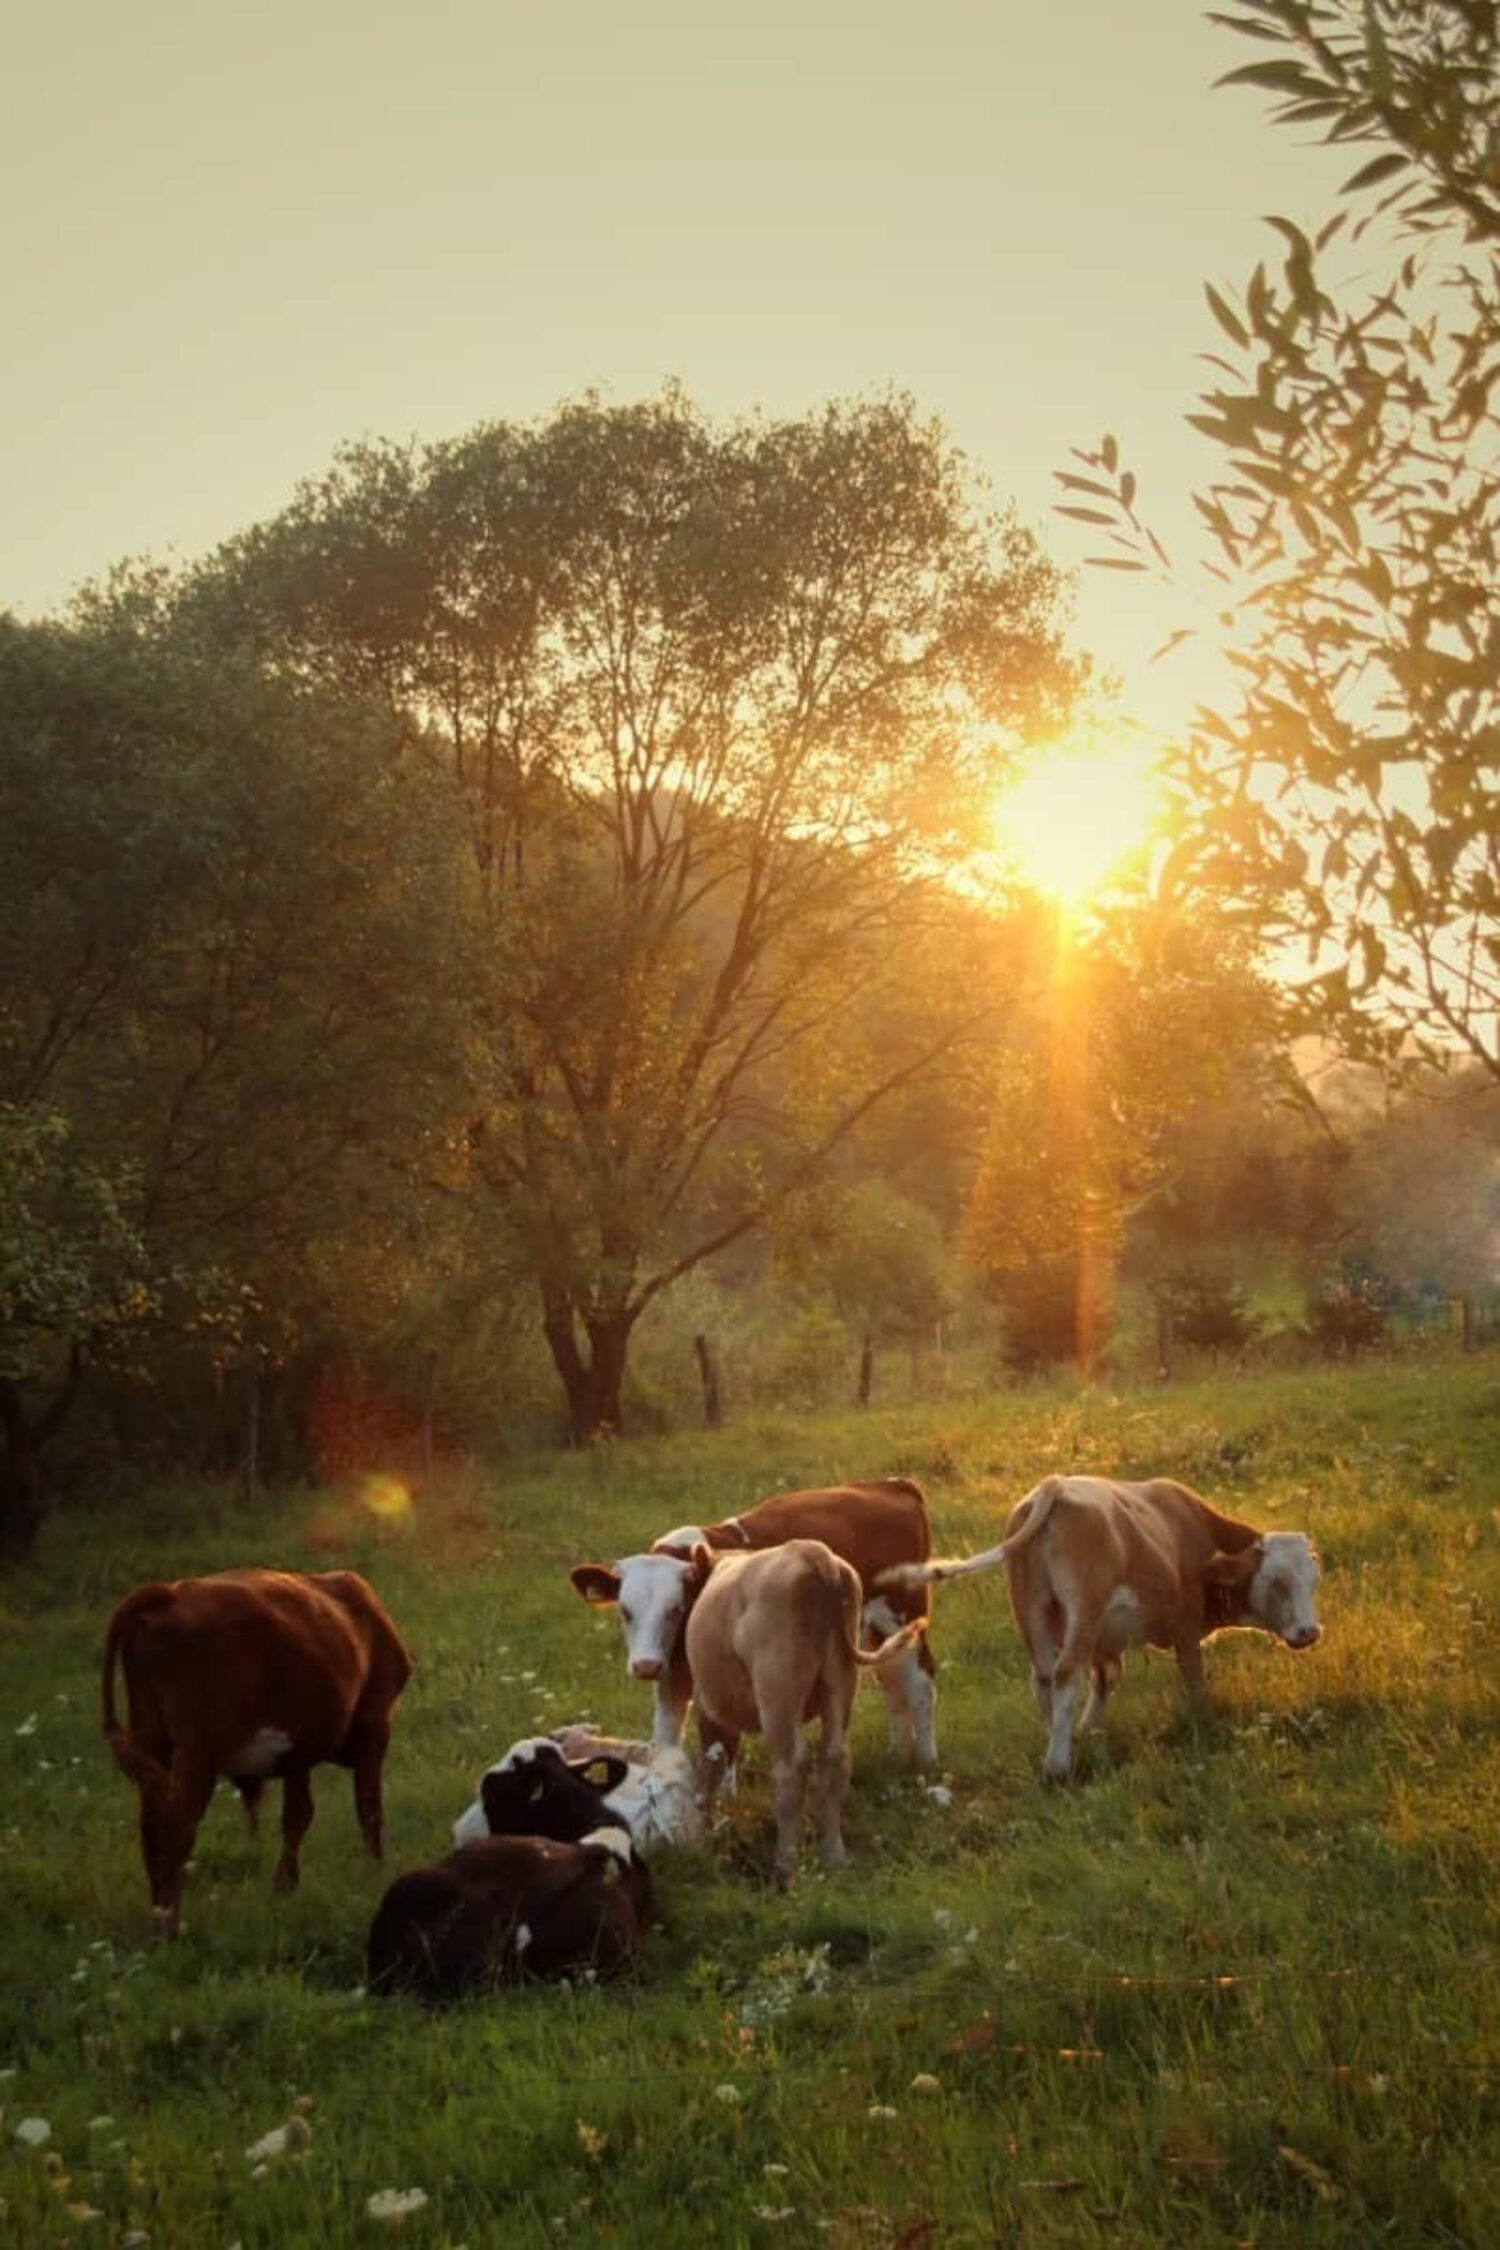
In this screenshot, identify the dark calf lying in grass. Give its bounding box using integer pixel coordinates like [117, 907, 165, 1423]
[367, 1827, 652, 1999]
[102, 1567, 412, 1935]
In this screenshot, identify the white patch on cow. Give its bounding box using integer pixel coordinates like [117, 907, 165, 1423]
[653, 1524, 707, 1553]
[451, 1800, 489, 1848]
[227, 1728, 292, 1778]
[495, 1737, 558, 1775]
[581, 1824, 633, 1865]
[1249, 1532, 1322, 1648]
[1096, 1586, 1147, 1656]
[862, 1596, 902, 1640]
[608, 1552, 696, 1678]
[1044, 1676, 1082, 1778]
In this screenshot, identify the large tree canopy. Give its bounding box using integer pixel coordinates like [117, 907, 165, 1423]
[1064, 1, 1500, 1080]
[195, 390, 1082, 1435]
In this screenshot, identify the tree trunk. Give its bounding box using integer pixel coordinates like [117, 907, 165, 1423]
[694, 1333, 722, 1427]
[0, 1348, 83, 1561]
[0, 1379, 43, 1560]
[857, 1333, 874, 1407]
[239, 1362, 261, 1502]
[420, 1349, 438, 1480]
[541, 1290, 636, 1441]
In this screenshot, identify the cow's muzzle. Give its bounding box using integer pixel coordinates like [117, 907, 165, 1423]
[631, 1658, 663, 1680]
[1285, 1624, 1321, 1651]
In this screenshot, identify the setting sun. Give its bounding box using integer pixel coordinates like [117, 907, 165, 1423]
[994, 736, 1167, 903]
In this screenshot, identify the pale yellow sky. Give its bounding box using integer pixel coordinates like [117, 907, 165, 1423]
[5, 1, 1349, 736]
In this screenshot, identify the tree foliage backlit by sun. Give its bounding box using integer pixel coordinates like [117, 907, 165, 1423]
[1062, 0, 1500, 1081]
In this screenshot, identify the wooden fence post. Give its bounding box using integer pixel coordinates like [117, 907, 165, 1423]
[693, 1333, 722, 1427]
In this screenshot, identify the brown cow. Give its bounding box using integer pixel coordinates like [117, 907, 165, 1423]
[881, 1475, 1321, 1778]
[684, 1537, 925, 1885]
[102, 1567, 412, 1934]
[571, 1478, 936, 1766]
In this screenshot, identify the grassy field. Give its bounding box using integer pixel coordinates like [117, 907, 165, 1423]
[1, 1360, 1498, 2248]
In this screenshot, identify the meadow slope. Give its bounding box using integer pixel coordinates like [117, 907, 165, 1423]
[1, 1362, 1498, 2247]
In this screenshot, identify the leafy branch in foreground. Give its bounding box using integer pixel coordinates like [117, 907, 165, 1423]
[1059, 2, 1500, 1079]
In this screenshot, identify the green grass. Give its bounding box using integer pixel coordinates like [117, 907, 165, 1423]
[2, 1359, 1498, 2246]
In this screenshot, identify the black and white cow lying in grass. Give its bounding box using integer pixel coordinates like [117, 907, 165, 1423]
[451, 1730, 704, 1854]
[367, 1824, 652, 2000]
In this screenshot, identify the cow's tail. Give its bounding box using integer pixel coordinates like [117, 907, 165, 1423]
[873, 1476, 1067, 1592]
[852, 1615, 928, 1672]
[101, 1584, 178, 1795]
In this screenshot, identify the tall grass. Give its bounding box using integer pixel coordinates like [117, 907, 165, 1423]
[2, 1360, 1497, 2245]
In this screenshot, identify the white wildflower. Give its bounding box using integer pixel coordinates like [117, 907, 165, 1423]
[245, 2127, 289, 2164]
[867, 2104, 898, 2121]
[367, 2187, 429, 2222]
[752, 2208, 795, 2224]
[713, 2083, 743, 2105]
[925, 1784, 954, 1808]
[87, 2117, 114, 2132]
[15, 1715, 36, 1738]
[15, 2117, 51, 2147]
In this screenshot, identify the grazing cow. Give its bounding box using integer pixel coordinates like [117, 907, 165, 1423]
[570, 1478, 936, 1766]
[367, 1827, 653, 2000]
[683, 1537, 925, 1885]
[452, 1732, 704, 1853]
[880, 1474, 1321, 1778]
[101, 1567, 412, 1935]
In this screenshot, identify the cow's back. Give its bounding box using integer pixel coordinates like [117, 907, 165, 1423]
[733, 1481, 929, 1586]
[110, 1568, 404, 1770]
[688, 1540, 857, 1735]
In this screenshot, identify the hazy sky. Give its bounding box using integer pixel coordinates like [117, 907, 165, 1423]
[5, 1, 1350, 733]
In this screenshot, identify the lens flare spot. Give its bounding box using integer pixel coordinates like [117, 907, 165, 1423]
[358, 1473, 412, 1521]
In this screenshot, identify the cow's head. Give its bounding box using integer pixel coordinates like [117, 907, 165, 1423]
[1205, 1531, 1322, 1649]
[477, 1739, 632, 1844]
[570, 1541, 715, 1680]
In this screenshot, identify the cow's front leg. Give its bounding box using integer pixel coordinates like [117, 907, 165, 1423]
[151, 1756, 217, 1938]
[652, 1669, 691, 1749]
[1078, 1653, 1121, 1738]
[695, 1718, 739, 1819]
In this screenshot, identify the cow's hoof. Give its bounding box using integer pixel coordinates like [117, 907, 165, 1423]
[150, 1906, 180, 1941]
[272, 1864, 300, 1895]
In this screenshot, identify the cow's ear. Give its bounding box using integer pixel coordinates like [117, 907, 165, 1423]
[571, 1563, 622, 1607]
[688, 1541, 715, 1590]
[568, 1754, 630, 1793]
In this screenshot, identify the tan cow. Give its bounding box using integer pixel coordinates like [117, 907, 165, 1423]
[102, 1567, 412, 1934]
[571, 1478, 936, 1766]
[682, 1537, 924, 1885]
[881, 1474, 1321, 1778]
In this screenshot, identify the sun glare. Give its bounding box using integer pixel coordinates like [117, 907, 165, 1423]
[994, 737, 1166, 904]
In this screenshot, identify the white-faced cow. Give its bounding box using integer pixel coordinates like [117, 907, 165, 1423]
[570, 1479, 936, 1767]
[880, 1474, 1321, 1779]
[451, 1731, 704, 1853]
[683, 1537, 925, 1885]
[367, 1825, 652, 2001]
[102, 1567, 412, 1934]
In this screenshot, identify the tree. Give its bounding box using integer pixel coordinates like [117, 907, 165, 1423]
[196, 391, 1082, 1436]
[963, 903, 1282, 1369]
[0, 610, 462, 1524]
[0, 1107, 159, 1552]
[1063, 2, 1500, 1079]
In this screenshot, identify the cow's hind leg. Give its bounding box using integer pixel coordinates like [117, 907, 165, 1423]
[765, 1713, 811, 1888]
[695, 1716, 740, 1820]
[274, 1768, 316, 1893]
[152, 1754, 218, 1938]
[814, 1686, 853, 1872]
